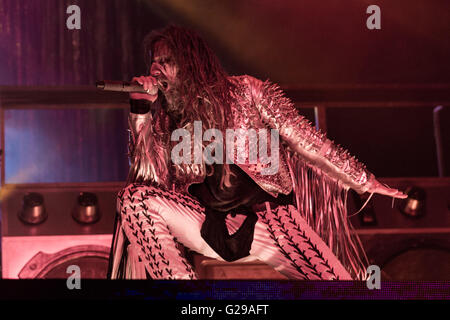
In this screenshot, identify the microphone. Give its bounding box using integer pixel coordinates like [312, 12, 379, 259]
[96, 80, 158, 94]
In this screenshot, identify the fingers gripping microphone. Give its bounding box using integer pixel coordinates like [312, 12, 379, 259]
[96, 81, 158, 94]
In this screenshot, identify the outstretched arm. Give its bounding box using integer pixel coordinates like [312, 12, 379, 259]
[247, 76, 406, 199]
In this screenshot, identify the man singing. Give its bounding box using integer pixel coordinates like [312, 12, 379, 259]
[108, 25, 405, 280]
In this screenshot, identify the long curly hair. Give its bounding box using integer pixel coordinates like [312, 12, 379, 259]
[142, 25, 236, 188]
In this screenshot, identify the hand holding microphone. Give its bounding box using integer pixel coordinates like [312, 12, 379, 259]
[96, 76, 159, 103]
[129, 76, 159, 103]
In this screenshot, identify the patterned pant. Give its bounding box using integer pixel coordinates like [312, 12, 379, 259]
[116, 183, 352, 280]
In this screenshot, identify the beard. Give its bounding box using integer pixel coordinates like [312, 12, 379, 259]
[161, 83, 185, 122]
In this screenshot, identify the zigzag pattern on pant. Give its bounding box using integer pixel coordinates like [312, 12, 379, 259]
[172, 236, 197, 279]
[259, 207, 309, 280]
[119, 185, 197, 279]
[260, 205, 339, 280]
[129, 183, 204, 214]
[284, 206, 339, 280]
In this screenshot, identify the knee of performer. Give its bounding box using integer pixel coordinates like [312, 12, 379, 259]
[118, 184, 150, 205]
[117, 185, 162, 219]
[116, 185, 135, 211]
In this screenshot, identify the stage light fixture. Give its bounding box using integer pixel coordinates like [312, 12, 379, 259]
[18, 192, 47, 225]
[72, 192, 100, 224]
[399, 186, 426, 218]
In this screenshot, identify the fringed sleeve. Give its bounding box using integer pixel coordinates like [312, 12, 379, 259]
[247, 75, 369, 280]
[247, 76, 372, 194]
[127, 100, 171, 189]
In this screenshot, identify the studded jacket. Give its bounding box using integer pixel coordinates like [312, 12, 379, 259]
[127, 74, 372, 197]
[126, 74, 373, 279]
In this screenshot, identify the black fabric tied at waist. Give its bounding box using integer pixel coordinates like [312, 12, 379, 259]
[188, 163, 293, 262]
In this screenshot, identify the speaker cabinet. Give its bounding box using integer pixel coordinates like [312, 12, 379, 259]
[1, 183, 121, 279]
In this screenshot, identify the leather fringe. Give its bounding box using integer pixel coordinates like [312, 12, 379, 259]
[286, 151, 369, 280]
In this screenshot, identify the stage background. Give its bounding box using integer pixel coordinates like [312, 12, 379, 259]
[0, 0, 449, 284]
